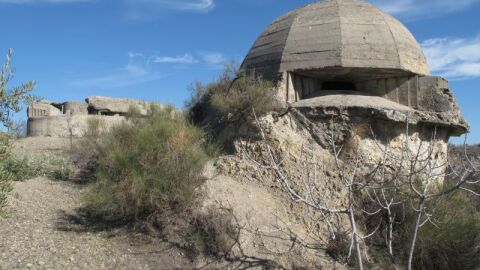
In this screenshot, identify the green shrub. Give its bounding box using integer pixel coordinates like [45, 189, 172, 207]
[363, 189, 480, 270]
[3, 154, 74, 182]
[396, 192, 480, 270]
[188, 66, 276, 125]
[80, 106, 213, 227]
[0, 133, 13, 213]
[187, 66, 278, 150]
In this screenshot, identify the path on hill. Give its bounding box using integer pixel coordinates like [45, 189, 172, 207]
[0, 138, 192, 270]
[0, 177, 193, 270]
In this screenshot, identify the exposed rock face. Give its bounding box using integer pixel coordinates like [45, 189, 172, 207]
[202, 114, 349, 269]
[27, 97, 157, 137]
[203, 110, 449, 269]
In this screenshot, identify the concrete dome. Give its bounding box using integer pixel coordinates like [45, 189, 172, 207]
[241, 0, 430, 81]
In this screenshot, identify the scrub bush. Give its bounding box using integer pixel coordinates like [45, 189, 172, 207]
[81, 106, 214, 227]
[363, 189, 480, 270]
[0, 133, 13, 214]
[187, 66, 278, 150]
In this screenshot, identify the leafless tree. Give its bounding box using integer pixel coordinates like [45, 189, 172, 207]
[250, 109, 478, 270]
[366, 122, 478, 270]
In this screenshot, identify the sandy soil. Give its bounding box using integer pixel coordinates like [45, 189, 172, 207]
[0, 137, 193, 270]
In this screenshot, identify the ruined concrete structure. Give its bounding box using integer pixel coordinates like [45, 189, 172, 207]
[242, 0, 468, 138]
[27, 96, 153, 137]
[188, 2, 473, 267]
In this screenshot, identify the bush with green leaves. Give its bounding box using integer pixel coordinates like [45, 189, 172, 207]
[363, 189, 480, 270]
[187, 66, 278, 150]
[80, 106, 214, 227]
[397, 192, 480, 270]
[0, 133, 14, 213]
[1, 49, 37, 131]
[188, 66, 277, 126]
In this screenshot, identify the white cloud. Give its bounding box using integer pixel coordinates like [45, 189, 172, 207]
[421, 36, 480, 79]
[72, 51, 226, 88]
[153, 54, 198, 64]
[72, 52, 164, 88]
[201, 52, 226, 66]
[369, 0, 480, 19]
[135, 0, 214, 12]
[0, 0, 92, 3]
[125, 0, 214, 18]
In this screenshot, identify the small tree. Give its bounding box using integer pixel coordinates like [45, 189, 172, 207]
[0, 49, 36, 131]
[251, 110, 479, 270]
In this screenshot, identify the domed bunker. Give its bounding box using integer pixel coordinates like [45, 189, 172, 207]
[241, 0, 468, 137]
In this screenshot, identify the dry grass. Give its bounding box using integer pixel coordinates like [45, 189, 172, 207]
[187, 66, 278, 150]
[78, 106, 214, 228]
[187, 207, 239, 259]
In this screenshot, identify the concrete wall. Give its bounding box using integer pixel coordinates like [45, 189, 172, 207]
[27, 115, 126, 137]
[64, 102, 88, 115]
[283, 72, 456, 114]
[28, 102, 62, 118]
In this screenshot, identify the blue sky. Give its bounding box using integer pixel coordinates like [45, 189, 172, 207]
[1, 0, 479, 143]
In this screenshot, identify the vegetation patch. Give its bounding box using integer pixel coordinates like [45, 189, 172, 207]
[78, 106, 215, 229]
[362, 188, 480, 270]
[0, 133, 13, 214]
[187, 66, 278, 150]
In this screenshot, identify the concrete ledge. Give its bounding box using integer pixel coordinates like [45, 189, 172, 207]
[27, 115, 126, 137]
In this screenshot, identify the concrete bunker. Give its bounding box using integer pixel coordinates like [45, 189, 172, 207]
[27, 96, 156, 137]
[241, 0, 468, 138]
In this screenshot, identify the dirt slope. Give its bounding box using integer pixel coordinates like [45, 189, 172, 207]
[0, 137, 192, 270]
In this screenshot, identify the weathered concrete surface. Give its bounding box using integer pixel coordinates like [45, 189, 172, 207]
[63, 102, 88, 115]
[27, 96, 160, 137]
[294, 97, 468, 137]
[86, 96, 152, 115]
[241, 0, 429, 80]
[293, 90, 413, 111]
[27, 115, 125, 137]
[28, 101, 62, 118]
[240, 0, 467, 139]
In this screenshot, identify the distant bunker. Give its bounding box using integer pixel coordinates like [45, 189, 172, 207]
[27, 96, 154, 137]
[241, 0, 468, 139]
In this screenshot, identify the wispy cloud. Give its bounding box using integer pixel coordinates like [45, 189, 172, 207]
[71, 50, 227, 88]
[201, 52, 226, 66]
[369, 0, 480, 19]
[421, 36, 480, 79]
[0, 0, 93, 4]
[153, 54, 198, 64]
[72, 52, 164, 88]
[151, 51, 226, 67]
[124, 0, 214, 19]
[133, 0, 214, 12]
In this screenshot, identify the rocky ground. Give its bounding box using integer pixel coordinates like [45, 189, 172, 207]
[0, 137, 193, 270]
[3, 135, 475, 269]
